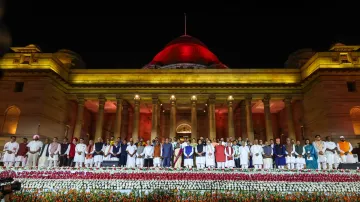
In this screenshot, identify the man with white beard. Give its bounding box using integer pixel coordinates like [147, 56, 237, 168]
[26, 135, 43, 167]
[325, 136, 338, 170]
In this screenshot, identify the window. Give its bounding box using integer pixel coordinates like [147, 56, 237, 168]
[340, 54, 350, 63]
[21, 56, 31, 64]
[347, 81, 356, 92]
[14, 82, 24, 92]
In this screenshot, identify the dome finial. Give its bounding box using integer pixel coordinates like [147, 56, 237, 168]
[184, 13, 187, 36]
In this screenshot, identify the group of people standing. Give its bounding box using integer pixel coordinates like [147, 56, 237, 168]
[1, 134, 356, 170]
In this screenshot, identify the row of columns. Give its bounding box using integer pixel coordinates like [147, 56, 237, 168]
[72, 94, 296, 142]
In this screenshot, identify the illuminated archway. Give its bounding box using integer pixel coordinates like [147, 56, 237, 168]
[350, 107, 360, 135]
[2, 106, 21, 134]
[176, 123, 192, 134]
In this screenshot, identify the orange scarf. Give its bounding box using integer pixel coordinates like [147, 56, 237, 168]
[86, 144, 93, 159]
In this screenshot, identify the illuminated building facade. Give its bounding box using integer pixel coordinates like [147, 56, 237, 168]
[0, 35, 360, 147]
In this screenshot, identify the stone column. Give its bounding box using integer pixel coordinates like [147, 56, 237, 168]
[94, 96, 106, 141]
[120, 102, 129, 140]
[191, 95, 198, 140]
[132, 95, 140, 140]
[113, 95, 122, 138]
[227, 95, 235, 138]
[208, 95, 216, 140]
[284, 96, 296, 140]
[151, 96, 159, 141]
[73, 96, 85, 139]
[240, 100, 247, 140]
[262, 95, 273, 141]
[169, 95, 176, 139]
[245, 95, 254, 142]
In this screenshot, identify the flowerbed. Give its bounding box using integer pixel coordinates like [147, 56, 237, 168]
[10, 189, 360, 202]
[1, 168, 359, 182]
[1, 167, 359, 200]
[17, 179, 360, 192]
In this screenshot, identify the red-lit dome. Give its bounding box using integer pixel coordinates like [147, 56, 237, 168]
[143, 35, 228, 69]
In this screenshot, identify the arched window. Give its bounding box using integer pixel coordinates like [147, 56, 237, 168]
[2, 106, 21, 134]
[350, 107, 360, 135]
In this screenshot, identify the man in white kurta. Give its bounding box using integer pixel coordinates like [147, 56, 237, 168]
[3, 136, 19, 167]
[250, 139, 264, 169]
[47, 137, 61, 168]
[313, 135, 327, 170]
[74, 138, 87, 168]
[85, 140, 95, 168]
[284, 138, 296, 169]
[26, 135, 43, 167]
[38, 138, 50, 168]
[205, 140, 215, 168]
[195, 139, 206, 169]
[325, 136, 338, 170]
[126, 141, 137, 168]
[142, 140, 154, 167]
[239, 141, 250, 169]
[224, 141, 235, 168]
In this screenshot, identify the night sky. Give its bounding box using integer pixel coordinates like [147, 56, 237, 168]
[2, 5, 360, 69]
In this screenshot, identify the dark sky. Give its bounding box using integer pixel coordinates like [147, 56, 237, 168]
[2, 5, 360, 69]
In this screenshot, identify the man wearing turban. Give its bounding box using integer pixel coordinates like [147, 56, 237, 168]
[26, 135, 43, 167]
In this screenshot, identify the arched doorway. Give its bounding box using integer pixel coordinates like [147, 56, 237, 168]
[176, 123, 191, 141]
[350, 107, 360, 135]
[2, 106, 21, 134]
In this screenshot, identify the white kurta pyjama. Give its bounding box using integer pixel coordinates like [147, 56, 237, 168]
[224, 146, 235, 167]
[94, 144, 104, 163]
[205, 144, 215, 167]
[313, 141, 327, 163]
[285, 145, 296, 164]
[103, 145, 112, 161]
[74, 143, 86, 163]
[126, 145, 137, 167]
[3, 142, 19, 162]
[239, 146, 250, 165]
[85, 145, 95, 164]
[294, 146, 306, 165]
[250, 145, 264, 165]
[195, 146, 206, 165]
[325, 142, 337, 165]
[38, 145, 49, 167]
[184, 147, 194, 167]
[47, 143, 61, 161]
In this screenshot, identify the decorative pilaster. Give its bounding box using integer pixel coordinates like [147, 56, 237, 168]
[151, 96, 159, 141]
[227, 95, 235, 138]
[191, 95, 198, 140]
[245, 95, 254, 142]
[120, 102, 129, 140]
[94, 96, 106, 141]
[284, 96, 296, 140]
[208, 95, 216, 140]
[113, 95, 122, 138]
[73, 96, 85, 139]
[262, 95, 273, 141]
[169, 95, 177, 139]
[132, 95, 140, 140]
[240, 100, 247, 140]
